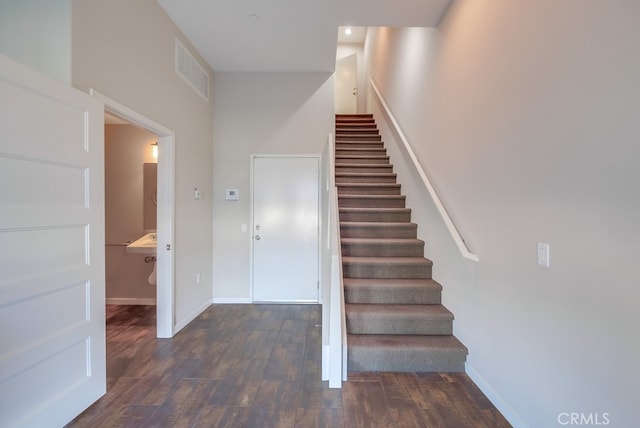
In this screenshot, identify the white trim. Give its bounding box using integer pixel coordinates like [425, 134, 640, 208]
[174, 298, 213, 333]
[106, 298, 157, 305]
[466, 364, 526, 428]
[368, 78, 479, 262]
[212, 298, 252, 304]
[90, 89, 177, 338]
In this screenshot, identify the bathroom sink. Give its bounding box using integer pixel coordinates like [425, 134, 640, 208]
[126, 233, 157, 255]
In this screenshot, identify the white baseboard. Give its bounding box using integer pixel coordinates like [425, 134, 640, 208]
[106, 297, 156, 305]
[173, 298, 213, 334]
[465, 363, 526, 428]
[212, 297, 252, 304]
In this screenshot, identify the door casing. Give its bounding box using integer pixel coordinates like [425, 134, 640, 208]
[90, 90, 176, 338]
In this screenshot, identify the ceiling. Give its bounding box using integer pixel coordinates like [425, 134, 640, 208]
[156, 0, 451, 72]
[337, 26, 368, 45]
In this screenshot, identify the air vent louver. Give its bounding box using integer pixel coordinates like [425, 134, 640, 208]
[175, 38, 209, 101]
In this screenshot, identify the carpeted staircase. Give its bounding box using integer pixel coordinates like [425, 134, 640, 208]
[335, 114, 468, 372]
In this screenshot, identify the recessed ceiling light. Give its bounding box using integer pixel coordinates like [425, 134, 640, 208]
[248, 14, 259, 22]
[344, 28, 352, 36]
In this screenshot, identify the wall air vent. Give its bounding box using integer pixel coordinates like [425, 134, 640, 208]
[175, 38, 210, 102]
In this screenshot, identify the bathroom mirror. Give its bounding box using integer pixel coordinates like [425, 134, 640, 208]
[143, 163, 157, 231]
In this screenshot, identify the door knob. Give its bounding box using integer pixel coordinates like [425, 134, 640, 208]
[255, 235, 261, 240]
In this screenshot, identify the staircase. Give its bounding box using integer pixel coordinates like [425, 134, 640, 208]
[335, 114, 468, 372]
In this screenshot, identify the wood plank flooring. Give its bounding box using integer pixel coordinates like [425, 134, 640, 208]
[66, 304, 510, 427]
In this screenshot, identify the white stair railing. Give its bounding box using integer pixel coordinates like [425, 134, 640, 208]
[323, 132, 348, 388]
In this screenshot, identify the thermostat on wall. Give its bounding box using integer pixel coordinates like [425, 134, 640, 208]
[225, 189, 240, 201]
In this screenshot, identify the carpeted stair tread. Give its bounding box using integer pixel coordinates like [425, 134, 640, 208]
[341, 237, 424, 245]
[341, 237, 425, 257]
[344, 278, 442, 304]
[336, 143, 385, 150]
[347, 334, 468, 372]
[337, 183, 401, 195]
[335, 164, 394, 174]
[335, 155, 389, 164]
[339, 207, 412, 223]
[342, 256, 433, 279]
[336, 148, 387, 156]
[346, 303, 454, 335]
[340, 221, 416, 238]
[342, 256, 433, 264]
[336, 172, 397, 182]
[338, 195, 406, 208]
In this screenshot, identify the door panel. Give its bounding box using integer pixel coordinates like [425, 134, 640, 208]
[252, 156, 319, 303]
[0, 54, 105, 427]
[335, 53, 357, 114]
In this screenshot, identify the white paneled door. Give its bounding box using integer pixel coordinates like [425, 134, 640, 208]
[252, 156, 319, 303]
[0, 55, 106, 426]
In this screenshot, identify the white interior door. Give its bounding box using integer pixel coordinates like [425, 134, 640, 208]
[335, 53, 357, 114]
[0, 55, 106, 426]
[252, 156, 319, 303]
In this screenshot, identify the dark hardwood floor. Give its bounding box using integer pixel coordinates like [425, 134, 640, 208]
[67, 304, 510, 427]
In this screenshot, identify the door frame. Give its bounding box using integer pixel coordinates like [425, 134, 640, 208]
[249, 154, 321, 303]
[90, 90, 176, 338]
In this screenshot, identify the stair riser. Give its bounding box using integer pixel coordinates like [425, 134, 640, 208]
[336, 141, 384, 148]
[348, 347, 466, 373]
[340, 224, 416, 238]
[344, 287, 441, 305]
[336, 134, 382, 141]
[336, 156, 389, 165]
[336, 114, 373, 119]
[336, 175, 397, 184]
[336, 149, 386, 156]
[338, 196, 405, 208]
[341, 242, 424, 257]
[335, 165, 394, 174]
[339, 210, 411, 223]
[336, 119, 375, 123]
[342, 263, 432, 279]
[347, 315, 452, 335]
[336, 126, 377, 132]
[335, 129, 379, 134]
[337, 186, 401, 196]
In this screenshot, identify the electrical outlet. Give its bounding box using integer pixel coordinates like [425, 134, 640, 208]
[196, 272, 201, 284]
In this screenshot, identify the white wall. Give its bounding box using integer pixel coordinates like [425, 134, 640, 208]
[364, 1, 640, 426]
[0, 0, 71, 83]
[212, 72, 334, 301]
[105, 124, 157, 303]
[72, 0, 215, 327]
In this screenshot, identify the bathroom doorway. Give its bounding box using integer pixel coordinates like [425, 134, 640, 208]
[104, 118, 158, 305]
[93, 90, 176, 338]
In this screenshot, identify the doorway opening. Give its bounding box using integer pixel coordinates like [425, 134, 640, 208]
[336, 26, 367, 114]
[91, 90, 176, 338]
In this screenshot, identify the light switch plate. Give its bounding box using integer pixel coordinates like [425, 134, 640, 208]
[537, 243, 550, 267]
